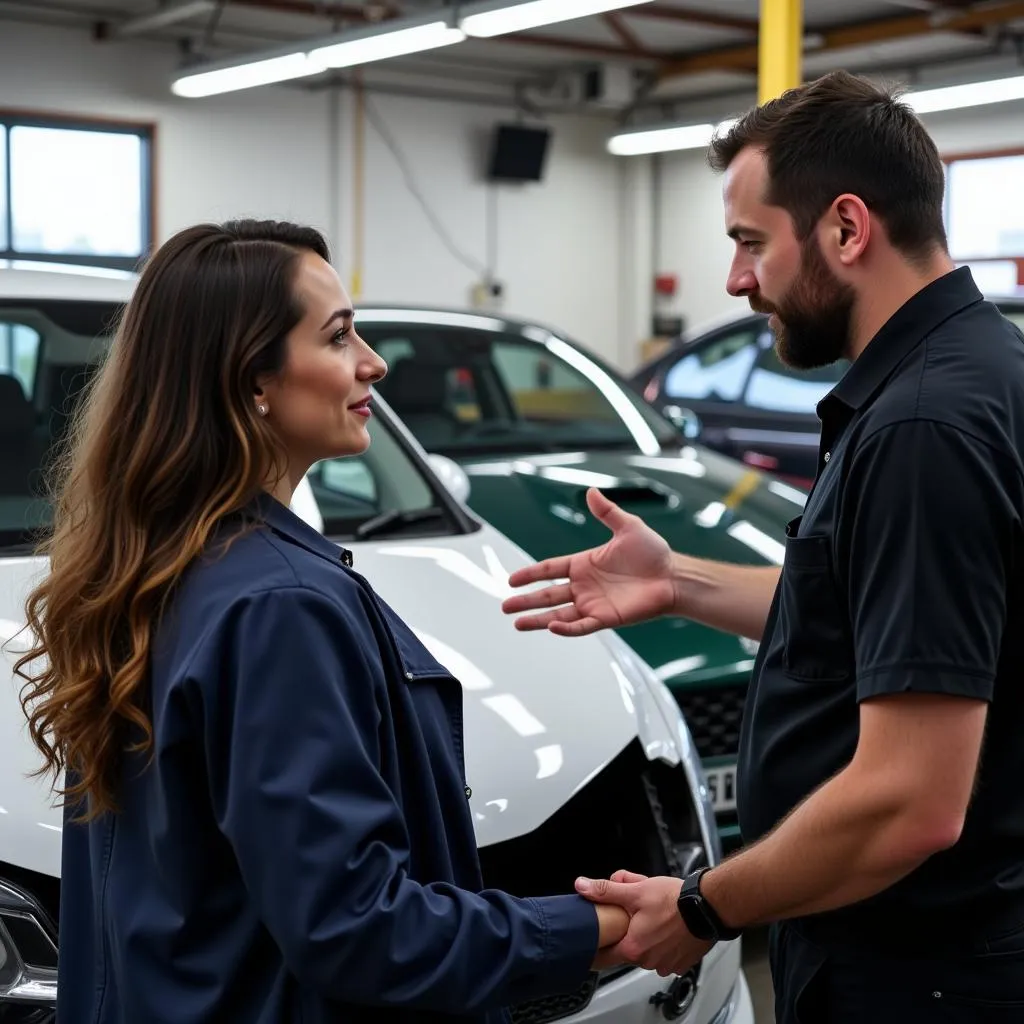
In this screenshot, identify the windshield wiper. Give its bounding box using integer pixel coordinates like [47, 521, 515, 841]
[355, 507, 448, 540]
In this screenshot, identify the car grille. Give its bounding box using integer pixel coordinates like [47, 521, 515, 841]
[479, 740, 707, 1024]
[508, 975, 598, 1024]
[674, 684, 748, 760]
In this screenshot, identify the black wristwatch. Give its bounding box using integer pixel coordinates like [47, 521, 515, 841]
[677, 867, 742, 942]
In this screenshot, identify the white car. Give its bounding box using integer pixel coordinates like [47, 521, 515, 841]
[0, 264, 754, 1024]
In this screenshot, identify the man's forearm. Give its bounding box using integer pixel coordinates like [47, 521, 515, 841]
[670, 555, 780, 641]
[700, 761, 947, 929]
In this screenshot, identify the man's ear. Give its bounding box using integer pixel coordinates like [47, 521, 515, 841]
[829, 194, 871, 266]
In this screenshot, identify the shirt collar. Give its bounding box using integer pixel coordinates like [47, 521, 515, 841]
[821, 266, 983, 417]
[250, 490, 354, 568]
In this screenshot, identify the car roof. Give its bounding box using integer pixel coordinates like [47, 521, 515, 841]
[0, 262, 137, 303]
[0, 265, 567, 342]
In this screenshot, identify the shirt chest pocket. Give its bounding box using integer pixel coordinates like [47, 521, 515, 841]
[778, 521, 851, 682]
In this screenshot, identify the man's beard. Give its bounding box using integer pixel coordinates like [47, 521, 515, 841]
[749, 239, 856, 370]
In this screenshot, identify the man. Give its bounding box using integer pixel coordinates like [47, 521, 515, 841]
[502, 70, 1024, 1021]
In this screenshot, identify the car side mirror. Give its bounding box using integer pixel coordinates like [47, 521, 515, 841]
[662, 405, 702, 439]
[427, 453, 471, 504]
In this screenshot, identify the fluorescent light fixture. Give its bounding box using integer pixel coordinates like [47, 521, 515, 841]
[172, 52, 324, 97]
[607, 116, 739, 156]
[461, 0, 653, 38]
[608, 122, 713, 155]
[905, 73, 1024, 114]
[309, 19, 465, 69]
[172, 11, 464, 98]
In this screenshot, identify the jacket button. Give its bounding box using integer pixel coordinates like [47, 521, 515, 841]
[405, 671, 414, 680]
[465, 786, 472, 800]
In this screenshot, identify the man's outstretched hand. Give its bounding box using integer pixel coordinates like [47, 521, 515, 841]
[578, 871, 714, 977]
[501, 488, 676, 637]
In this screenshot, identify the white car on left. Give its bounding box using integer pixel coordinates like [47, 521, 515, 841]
[0, 263, 754, 1024]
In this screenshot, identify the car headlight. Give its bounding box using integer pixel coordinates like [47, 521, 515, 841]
[0, 877, 58, 1017]
[600, 634, 723, 867]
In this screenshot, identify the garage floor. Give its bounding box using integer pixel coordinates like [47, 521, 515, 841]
[742, 928, 775, 1022]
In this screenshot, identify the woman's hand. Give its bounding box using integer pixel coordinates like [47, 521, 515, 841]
[592, 903, 630, 969]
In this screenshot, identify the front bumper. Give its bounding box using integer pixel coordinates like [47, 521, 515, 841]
[571, 939, 752, 1024]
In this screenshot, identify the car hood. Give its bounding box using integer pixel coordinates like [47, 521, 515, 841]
[457, 445, 805, 687]
[0, 524, 682, 879]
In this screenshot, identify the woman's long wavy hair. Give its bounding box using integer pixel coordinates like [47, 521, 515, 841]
[15, 219, 331, 819]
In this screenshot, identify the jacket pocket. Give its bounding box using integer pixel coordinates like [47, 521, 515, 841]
[778, 532, 850, 682]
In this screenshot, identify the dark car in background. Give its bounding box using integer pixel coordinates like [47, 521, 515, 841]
[629, 295, 1024, 487]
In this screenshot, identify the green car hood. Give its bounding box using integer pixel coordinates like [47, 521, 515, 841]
[458, 444, 804, 692]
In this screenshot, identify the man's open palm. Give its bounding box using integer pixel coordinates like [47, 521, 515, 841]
[501, 488, 676, 637]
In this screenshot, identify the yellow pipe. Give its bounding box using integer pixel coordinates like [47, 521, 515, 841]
[758, 0, 803, 103]
[351, 71, 365, 300]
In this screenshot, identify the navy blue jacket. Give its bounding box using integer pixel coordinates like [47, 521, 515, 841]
[56, 495, 598, 1023]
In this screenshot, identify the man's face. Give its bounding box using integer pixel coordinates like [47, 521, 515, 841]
[722, 146, 855, 369]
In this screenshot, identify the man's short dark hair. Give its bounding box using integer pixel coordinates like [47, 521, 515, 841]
[708, 70, 948, 262]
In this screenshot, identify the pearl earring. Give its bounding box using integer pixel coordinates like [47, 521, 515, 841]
[257, 403, 268, 416]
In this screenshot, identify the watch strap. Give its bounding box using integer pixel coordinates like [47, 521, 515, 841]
[677, 867, 742, 942]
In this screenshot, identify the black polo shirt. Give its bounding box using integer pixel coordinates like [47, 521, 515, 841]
[736, 267, 1024, 953]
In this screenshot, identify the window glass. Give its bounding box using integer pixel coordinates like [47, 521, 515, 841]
[0, 321, 41, 397]
[492, 341, 620, 425]
[9, 126, 145, 259]
[956, 260, 1019, 294]
[947, 155, 1024, 260]
[663, 328, 758, 402]
[745, 339, 846, 414]
[362, 323, 679, 455]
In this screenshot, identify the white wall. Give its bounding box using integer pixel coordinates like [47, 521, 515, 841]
[0, 21, 627, 364]
[654, 97, 1024, 343]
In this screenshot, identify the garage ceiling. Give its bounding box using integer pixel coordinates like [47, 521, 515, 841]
[4, 0, 1024, 113]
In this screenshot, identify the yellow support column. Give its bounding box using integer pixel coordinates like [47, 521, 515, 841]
[758, 0, 803, 103]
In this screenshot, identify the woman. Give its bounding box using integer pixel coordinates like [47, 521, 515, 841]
[16, 220, 628, 1024]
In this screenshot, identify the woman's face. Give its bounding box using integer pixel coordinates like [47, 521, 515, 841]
[257, 250, 387, 478]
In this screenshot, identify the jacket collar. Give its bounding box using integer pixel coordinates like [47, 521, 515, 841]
[250, 491, 355, 568]
[821, 266, 983, 418]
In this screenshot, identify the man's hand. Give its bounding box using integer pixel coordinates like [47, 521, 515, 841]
[501, 488, 676, 637]
[577, 872, 713, 977]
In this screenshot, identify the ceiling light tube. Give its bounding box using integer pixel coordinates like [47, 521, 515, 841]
[309, 19, 465, 69]
[904, 73, 1024, 114]
[606, 116, 738, 156]
[461, 0, 654, 39]
[172, 11, 464, 98]
[172, 52, 325, 98]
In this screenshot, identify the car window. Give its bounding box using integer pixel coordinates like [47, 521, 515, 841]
[744, 332, 847, 414]
[0, 297, 453, 552]
[0, 320, 41, 397]
[362, 322, 680, 455]
[663, 327, 759, 402]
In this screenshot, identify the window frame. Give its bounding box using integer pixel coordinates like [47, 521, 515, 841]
[0, 109, 156, 271]
[941, 144, 1024, 288]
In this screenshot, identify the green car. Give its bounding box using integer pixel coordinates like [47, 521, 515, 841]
[357, 307, 802, 846]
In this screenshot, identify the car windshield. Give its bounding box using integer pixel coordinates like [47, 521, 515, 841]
[0, 295, 455, 552]
[359, 318, 681, 457]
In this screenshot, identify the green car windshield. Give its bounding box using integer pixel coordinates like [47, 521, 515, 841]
[361, 321, 682, 457]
